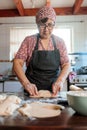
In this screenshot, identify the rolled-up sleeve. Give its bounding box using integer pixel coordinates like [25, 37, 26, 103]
[15, 35, 37, 66]
[15, 37, 28, 61]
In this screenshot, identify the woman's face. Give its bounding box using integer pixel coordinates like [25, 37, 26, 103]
[37, 19, 55, 39]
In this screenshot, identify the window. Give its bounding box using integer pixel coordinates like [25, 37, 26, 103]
[53, 27, 72, 53]
[10, 26, 72, 60]
[10, 27, 38, 60]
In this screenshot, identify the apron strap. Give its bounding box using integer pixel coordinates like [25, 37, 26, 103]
[34, 33, 40, 50]
[51, 35, 57, 50]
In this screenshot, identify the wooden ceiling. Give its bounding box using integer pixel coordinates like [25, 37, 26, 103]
[0, 0, 87, 17]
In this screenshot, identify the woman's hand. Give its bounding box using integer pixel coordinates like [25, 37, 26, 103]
[24, 83, 38, 96]
[52, 81, 63, 96]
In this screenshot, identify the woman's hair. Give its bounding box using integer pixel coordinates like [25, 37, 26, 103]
[40, 17, 48, 23]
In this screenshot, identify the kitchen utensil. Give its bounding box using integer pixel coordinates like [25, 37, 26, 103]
[69, 85, 83, 91]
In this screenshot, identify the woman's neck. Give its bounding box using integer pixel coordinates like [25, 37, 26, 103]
[40, 38, 50, 50]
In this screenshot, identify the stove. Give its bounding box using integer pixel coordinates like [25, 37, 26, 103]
[71, 75, 87, 84]
[68, 74, 87, 89]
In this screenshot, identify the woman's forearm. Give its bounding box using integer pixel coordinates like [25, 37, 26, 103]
[13, 59, 30, 87]
[56, 62, 71, 83]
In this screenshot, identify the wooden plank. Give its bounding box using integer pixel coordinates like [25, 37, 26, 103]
[0, 9, 20, 17]
[24, 7, 73, 16]
[73, 0, 84, 14]
[24, 8, 39, 16]
[54, 7, 73, 15]
[0, 7, 87, 17]
[13, 0, 25, 16]
[75, 7, 87, 15]
[25, 7, 87, 16]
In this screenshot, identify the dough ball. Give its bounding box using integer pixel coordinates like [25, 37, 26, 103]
[30, 90, 53, 98]
[38, 90, 52, 98]
[6, 95, 22, 104]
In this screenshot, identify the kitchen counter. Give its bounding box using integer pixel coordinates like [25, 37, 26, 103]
[0, 94, 87, 130]
[0, 76, 19, 92]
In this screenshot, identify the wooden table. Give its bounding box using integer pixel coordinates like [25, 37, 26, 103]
[0, 95, 87, 130]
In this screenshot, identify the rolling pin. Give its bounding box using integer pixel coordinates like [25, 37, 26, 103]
[69, 85, 83, 91]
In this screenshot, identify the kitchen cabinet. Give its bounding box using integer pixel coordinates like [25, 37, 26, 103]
[4, 80, 22, 92]
[0, 79, 67, 93]
[1, 81, 68, 93]
[0, 83, 3, 92]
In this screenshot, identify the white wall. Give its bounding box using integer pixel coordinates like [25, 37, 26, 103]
[56, 15, 87, 52]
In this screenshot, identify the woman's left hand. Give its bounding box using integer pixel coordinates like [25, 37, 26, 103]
[52, 81, 63, 96]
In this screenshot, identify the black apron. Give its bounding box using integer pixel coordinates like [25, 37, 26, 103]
[25, 34, 60, 95]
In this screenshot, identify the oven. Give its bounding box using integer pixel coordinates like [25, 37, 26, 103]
[68, 65, 87, 90]
[68, 74, 87, 90]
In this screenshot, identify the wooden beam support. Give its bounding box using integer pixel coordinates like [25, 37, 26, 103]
[75, 7, 87, 15]
[73, 0, 84, 14]
[24, 8, 39, 16]
[0, 7, 87, 17]
[24, 7, 74, 16]
[54, 7, 73, 15]
[0, 9, 20, 17]
[13, 0, 25, 16]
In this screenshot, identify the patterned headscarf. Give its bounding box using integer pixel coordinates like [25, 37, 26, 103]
[36, 6, 56, 24]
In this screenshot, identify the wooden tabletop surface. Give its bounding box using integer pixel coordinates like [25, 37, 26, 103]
[0, 104, 87, 130]
[0, 93, 87, 130]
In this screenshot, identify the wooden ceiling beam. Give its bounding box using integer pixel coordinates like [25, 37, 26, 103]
[0, 7, 87, 17]
[73, 0, 84, 14]
[24, 7, 73, 16]
[24, 8, 39, 16]
[13, 0, 25, 16]
[75, 7, 87, 15]
[54, 7, 73, 15]
[0, 9, 20, 17]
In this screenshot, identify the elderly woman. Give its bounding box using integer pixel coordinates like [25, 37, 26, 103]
[13, 6, 70, 96]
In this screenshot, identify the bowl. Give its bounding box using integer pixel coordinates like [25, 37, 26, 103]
[67, 91, 87, 116]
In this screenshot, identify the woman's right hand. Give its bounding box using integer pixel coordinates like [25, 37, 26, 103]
[24, 83, 38, 96]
